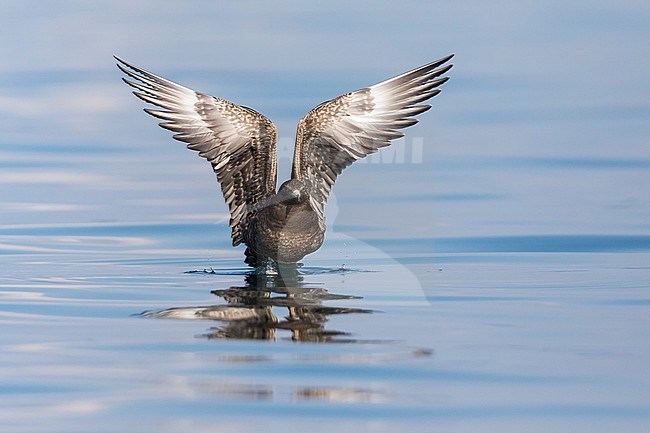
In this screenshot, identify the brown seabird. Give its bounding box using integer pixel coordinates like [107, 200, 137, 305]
[116, 54, 453, 267]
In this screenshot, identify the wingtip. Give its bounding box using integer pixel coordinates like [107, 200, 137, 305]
[439, 53, 454, 67]
[436, 55, 454, 76]
[437, 53, 454, 66]
[114, 55, 130, 71]
[114, 55, 136, 71]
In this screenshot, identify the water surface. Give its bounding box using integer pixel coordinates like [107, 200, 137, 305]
[2, 3, 650, 430]
[1, 219, 649, 433]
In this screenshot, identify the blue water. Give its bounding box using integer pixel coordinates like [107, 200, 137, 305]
[1, 216, 649, 432]
[2, 3, 650, 430]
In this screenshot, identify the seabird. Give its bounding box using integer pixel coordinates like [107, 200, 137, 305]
[116, 54, 453, 267]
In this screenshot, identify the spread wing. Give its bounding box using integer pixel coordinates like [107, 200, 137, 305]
[292, 54, 453, 225]
[116, 57, 277, 246]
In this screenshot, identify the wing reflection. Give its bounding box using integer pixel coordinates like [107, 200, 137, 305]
[143, 269, 373, 343]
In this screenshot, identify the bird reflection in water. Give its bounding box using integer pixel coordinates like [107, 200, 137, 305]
[142, 266, 372, 343]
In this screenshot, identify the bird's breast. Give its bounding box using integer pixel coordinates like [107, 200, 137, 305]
[250, 203, 325, 263]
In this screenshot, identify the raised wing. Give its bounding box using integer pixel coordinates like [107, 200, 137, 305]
[292, 54, 453, 225]
[116, 57, 278, 246]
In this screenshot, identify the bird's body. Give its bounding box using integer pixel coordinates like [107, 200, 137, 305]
[243, 180, 324, 266]
[116, 54, 453, 267]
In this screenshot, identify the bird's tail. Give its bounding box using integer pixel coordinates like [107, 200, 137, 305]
[244, 246, 259, 267]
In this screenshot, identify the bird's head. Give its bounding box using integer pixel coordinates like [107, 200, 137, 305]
[277, 179, 310, 205]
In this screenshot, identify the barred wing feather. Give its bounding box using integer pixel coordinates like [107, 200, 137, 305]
[292, 54, 453, 226]
[116, 57, 277, 246]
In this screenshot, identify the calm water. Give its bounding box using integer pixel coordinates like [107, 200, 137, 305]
[2, 19, 650, 432]
[1, 219, 649, 432]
